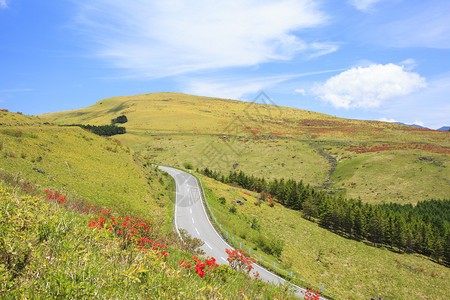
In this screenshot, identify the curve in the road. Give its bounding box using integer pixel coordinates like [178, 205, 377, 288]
[159, 166, 327, 299]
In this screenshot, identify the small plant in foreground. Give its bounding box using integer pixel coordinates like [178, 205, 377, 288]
[179, 256, 219, 278]
[301, 286, 321, 300]
[225, 248, 256, 274]
[44, 189, 66, 204]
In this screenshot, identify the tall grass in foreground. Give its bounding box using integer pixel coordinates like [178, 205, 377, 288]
[0, 179, 295, 299]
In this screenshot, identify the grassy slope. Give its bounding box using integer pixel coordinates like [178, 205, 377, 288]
[0, 110, 172, 222]
[0, 111, 292, 299]
[199, 174, 450, 300]
[40, 92, 450, 204]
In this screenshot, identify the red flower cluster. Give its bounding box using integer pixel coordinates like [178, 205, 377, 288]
[88, 216, 107, 229]
[195, 262, 206, 278]
[41, 190, 169, 259]
[225, 249, 256, 274]
[180, 256, 219, 279]
[301, 286, 321, 300]
[178, 260, 192, 269]
[44, 189, 66, 204]
[88, 215, 169, 259]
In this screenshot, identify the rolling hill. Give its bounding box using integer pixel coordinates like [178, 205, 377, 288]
[41, 92, 450, 205]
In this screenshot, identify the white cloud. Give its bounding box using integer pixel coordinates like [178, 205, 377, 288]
[73, 0, 333, 78]
[294, 89, 307, 95]
[181, 75, 296, 100]
[348, 0, 384, 12]
[183, 68, 346, 100]
[379, 117, 397, 123]
[0, 0, 8, 9]
[413, 120, 425, 127]
[312, 63, 427, 109]
[400, 59, 417, 71]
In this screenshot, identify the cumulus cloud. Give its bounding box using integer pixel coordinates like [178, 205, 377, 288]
[73, 0, 333, 78]
[348, 0, 384, 12]
[312, 63, 427, 109]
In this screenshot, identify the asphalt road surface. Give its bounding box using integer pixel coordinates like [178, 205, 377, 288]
[159, 166, 325, 299]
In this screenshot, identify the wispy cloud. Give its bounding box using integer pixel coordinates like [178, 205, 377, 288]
[182, 68, 345, 100]
[375, 2, 450, 49]
[311, 63, 426, 109]
[73, 0, 334, 78]
[0, 0, 8, 9]
[181, 74, 298, 100]
[0, 88, 34, 93]
[348, 0, 384, 12]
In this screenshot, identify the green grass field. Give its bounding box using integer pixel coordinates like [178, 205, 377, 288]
[40, 92, 450, 205]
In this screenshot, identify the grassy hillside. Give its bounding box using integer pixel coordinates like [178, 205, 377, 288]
[198, 174, 450, 300]
[0, 110, 172, 221]
[40, 92, 450, 204]
[0, 111, 293, 298]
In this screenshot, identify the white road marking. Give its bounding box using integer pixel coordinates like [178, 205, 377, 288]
[221, 257, 227, 262]
[192, 217, 195, 224]
[190, 208, 192, 214]
[204, 242, 212, 249]
[195, 228, 200, 235]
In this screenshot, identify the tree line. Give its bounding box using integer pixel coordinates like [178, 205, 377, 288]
[200, 167, 450, 266]
[65, 124, 126, 136]
[64, 115, 128, 136]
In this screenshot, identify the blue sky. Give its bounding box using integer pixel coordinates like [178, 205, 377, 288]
[1, 0, 449, 129]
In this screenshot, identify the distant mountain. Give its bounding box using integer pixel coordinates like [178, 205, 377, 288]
[437, 126, 450, 131]
[394, 122, 429, 129]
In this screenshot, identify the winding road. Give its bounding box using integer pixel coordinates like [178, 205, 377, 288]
[159, 166, 322, 299]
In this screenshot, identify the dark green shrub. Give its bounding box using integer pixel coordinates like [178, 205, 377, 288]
[183, 162, 193, 170]
[111, 115, 128, 124]
[256, 235, 284, 258]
